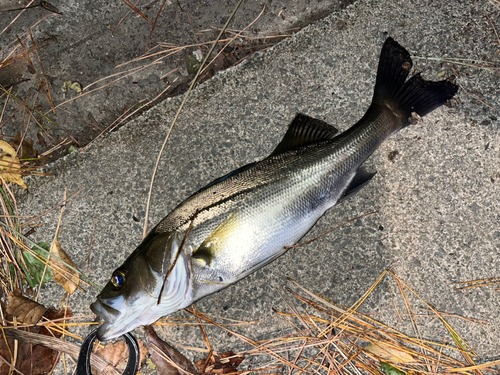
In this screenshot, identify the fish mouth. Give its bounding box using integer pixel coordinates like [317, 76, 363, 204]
[90, 299, 119, 324]
[95, 321, 130, 341]
[91, 305, 148, 341]
[90, 300, 129, 341]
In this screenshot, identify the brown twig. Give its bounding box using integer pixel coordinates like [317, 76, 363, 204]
[120, 0, 150, 23]
[198, 5, 267, 78]
[50, 60, 163, 112]
[84, 73, 176, 150]
[0, 0, 35, 38]
[29, 29, 55, 112]
[22, 187, 84, 226]
[457, 82, 495, 111]
[143, 0, 245, 237]
[145, 0, 168, 51]
[15, 36, 54, 113]
[157, 210, 197, 305]
[454, 276, 500, 290]
[3, 329, 121, 375]
[113, 0, 140, 33]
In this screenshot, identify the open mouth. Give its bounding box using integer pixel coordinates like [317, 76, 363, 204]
[90, 299, 120, 324]
[91, 300, 127, 341]
[91, 310, 141, 341]
[90, 298, 147, 341]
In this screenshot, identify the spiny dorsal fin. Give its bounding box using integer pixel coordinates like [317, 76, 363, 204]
[337, 167, 377, 204]
[270, 114, 338, 156]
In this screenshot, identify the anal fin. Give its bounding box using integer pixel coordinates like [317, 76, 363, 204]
[338, 168, 376, 203]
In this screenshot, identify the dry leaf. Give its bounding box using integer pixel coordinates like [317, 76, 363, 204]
[0, 140, 27, 189]
[365, 342, 414, 363]
[194, 351, 244, 375]
[50, 238, 80, 294]
[93, 338, 148, 375]
[145, 325, 198, 375]
[0, 301, 72, 375]
[6, 289, 47, 324]
[10, 132, 38, 161]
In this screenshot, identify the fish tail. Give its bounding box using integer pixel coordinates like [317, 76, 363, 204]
[372, 37, 458, 128]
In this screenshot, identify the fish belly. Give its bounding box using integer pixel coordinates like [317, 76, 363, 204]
[190, 161, 352, 300]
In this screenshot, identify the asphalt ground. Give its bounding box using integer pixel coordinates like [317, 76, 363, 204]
[0, 0, 350, 159]
[16, 0, 500, 370]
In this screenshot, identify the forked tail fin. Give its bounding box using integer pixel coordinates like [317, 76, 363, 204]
[373, 37, 458, 127]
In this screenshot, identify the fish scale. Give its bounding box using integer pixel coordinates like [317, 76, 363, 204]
[91, 38, 458, 341]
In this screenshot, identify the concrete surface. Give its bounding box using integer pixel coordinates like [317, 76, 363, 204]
[0, 0, 351, 160]
[14, 0, 500, 371]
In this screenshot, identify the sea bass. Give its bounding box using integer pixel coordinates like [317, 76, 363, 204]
[91, 38, 458, 341]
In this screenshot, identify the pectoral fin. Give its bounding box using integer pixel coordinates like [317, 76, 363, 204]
[191, 246, 213, 266]
[192, 210, 241, 266]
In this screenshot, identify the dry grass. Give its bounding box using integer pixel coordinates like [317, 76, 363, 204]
[0, 3, 292, 166]
[187, 271, 500, 375]
[454, 278, 500, 292]
[2, 211, 499, 375]
[0, 3, 296, 373]
[1, 3, 499, 375]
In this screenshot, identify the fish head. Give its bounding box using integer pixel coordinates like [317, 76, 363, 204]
[91, 230, 192, 341]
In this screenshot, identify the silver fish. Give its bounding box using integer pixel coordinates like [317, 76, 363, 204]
[91, 38, 458, 341]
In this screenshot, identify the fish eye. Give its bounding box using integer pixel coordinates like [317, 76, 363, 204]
[111, 270, 127, 288]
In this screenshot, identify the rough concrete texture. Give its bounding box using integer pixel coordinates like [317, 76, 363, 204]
[0, 0, 351, 159]
[14, 0, 500, 370]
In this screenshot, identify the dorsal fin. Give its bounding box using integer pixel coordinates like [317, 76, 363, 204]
[270, 114, 338, 156]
